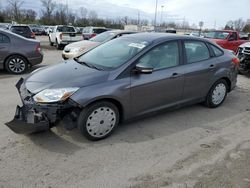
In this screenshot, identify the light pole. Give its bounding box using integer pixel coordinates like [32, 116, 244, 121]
[154, 0, 158, 28]
[160, 5, 164, 26]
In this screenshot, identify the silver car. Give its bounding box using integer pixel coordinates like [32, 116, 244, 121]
[6, 33, 238, 140]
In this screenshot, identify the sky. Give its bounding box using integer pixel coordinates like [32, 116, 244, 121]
[1, 0, 250, 29]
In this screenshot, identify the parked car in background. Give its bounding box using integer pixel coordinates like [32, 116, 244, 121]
[49, 25, 83, 50]
[30, 25, 45, 36]
[0, 29, 43, 74]
[205, 30, 249, 53]
[76, 27, 84, 34]
[82, 27, 108, 40]
[62, 30, 137, 59]
[237, 42, 250, 74]
[9, 25, 35, 39]
[6, 33, 238, 140]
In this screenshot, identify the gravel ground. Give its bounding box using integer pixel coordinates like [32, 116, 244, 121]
[0, 38, 250, 188]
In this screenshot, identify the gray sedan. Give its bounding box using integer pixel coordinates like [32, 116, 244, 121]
[0, 29, 43, 74]
[6, 33, 238, 140]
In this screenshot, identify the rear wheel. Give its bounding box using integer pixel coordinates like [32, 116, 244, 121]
[77, 101, 119, 141]
[49, 37, 53, 46]
[5, 55, 28, 74]
[55, 39, 62, 50]
[205, 79, 228, 108]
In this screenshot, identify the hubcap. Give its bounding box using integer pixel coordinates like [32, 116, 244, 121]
[212, 83, 226, 105]
[86, 107, 116, 138]
[8, 58, 25, 73]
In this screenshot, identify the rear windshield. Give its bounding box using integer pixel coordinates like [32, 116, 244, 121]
[10, 26, 31, 34]
[205, 31, 229, 39]
[57, 26, 75, 32]
[90, 32, 116, 43]
[93, 28, 107, 34]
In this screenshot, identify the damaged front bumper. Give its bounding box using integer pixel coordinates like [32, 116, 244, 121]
[5, 105, 50, 134]
[5, 78, 76, 134]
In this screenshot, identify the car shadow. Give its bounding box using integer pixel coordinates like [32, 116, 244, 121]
[21, 87, 249, 153]
[27, 130, 82, 155]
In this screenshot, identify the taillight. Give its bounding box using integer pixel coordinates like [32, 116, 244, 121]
[59, 33, 62, 40]
[232, 57, 240, 65]
[36, 43, 41, 53]
[90, 33, 96, 38]
[31, 32, 35, 39]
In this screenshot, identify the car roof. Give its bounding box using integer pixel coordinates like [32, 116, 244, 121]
[120, 32, 211, 43]
[107, 30, 138, 34]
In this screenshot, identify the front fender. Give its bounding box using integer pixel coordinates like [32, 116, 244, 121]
[70, 78, 131, 120]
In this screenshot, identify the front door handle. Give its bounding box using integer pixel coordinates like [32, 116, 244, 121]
[170, 73, 181, 79]
[209, 64, 215, 68]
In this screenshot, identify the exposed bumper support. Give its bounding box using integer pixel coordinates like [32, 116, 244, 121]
[5, 105, 50, 134]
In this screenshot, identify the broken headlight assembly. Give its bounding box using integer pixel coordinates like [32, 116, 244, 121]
[33, 87, 79, 103]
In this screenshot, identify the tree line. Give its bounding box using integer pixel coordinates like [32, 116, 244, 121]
[0, 0, 149, 29]
[224, 18, 250, 32]
[1, 0, 250, 32]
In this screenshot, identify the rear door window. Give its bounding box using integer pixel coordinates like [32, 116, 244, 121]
[184, 41, 210, 63]
[10, 26, 30, 35]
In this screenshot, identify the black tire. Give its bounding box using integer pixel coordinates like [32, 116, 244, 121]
[55, 39, 62, 50]
[205, 79, 228, 108]
[5, 55, 28, 74]
[77, 101, 120, 141]
[49, 37, 53, 46]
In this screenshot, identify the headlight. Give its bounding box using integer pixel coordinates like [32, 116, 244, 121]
[69, 47, 85, 53]
[33, 87, 79, 103]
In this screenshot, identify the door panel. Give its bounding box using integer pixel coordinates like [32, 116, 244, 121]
[130, 41, 184, 116]
[182, 40, 216, 101]
[0, 33, 10, 67]
[182, 58, 217, 101]
[130, 67, 184, 116]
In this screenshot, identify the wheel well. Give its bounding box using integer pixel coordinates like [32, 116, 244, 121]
[4, 54, 29, 68]
[221, 77, 231, 92]
[85, 98, 124, 122]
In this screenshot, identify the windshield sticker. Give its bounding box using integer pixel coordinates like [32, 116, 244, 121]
[128, 43, 146, 49]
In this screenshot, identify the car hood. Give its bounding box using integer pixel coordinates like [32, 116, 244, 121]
[64, 40, 100, 50]
[24, 60, 110, 94]
[209, 38, 226, 44]
[239, 41, 250, 48]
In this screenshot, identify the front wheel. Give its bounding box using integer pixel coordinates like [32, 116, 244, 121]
[77, 101, 119, 141]
[205, 79, 228, 108]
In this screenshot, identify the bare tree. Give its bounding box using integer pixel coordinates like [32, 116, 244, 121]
[8, 0, 24, 21]
[79, 7, 87, 19]
[234, 18, 245, 31]
[40, 0, 56, 24]
[88, 10, 98, 20]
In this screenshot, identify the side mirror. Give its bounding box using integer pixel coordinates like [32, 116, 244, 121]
[135, 64, 154, 74]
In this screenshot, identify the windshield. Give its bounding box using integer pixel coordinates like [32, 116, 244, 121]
[90, 32, 116, 43]
[205, 31, 229, 39]
[57, 26, 75, 32]
[78, 37, 149, 69]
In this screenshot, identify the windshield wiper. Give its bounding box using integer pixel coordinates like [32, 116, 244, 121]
[74, 58, 103, 71]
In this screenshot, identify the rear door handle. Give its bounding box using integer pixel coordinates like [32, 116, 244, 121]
[170, 73, 181, 79]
